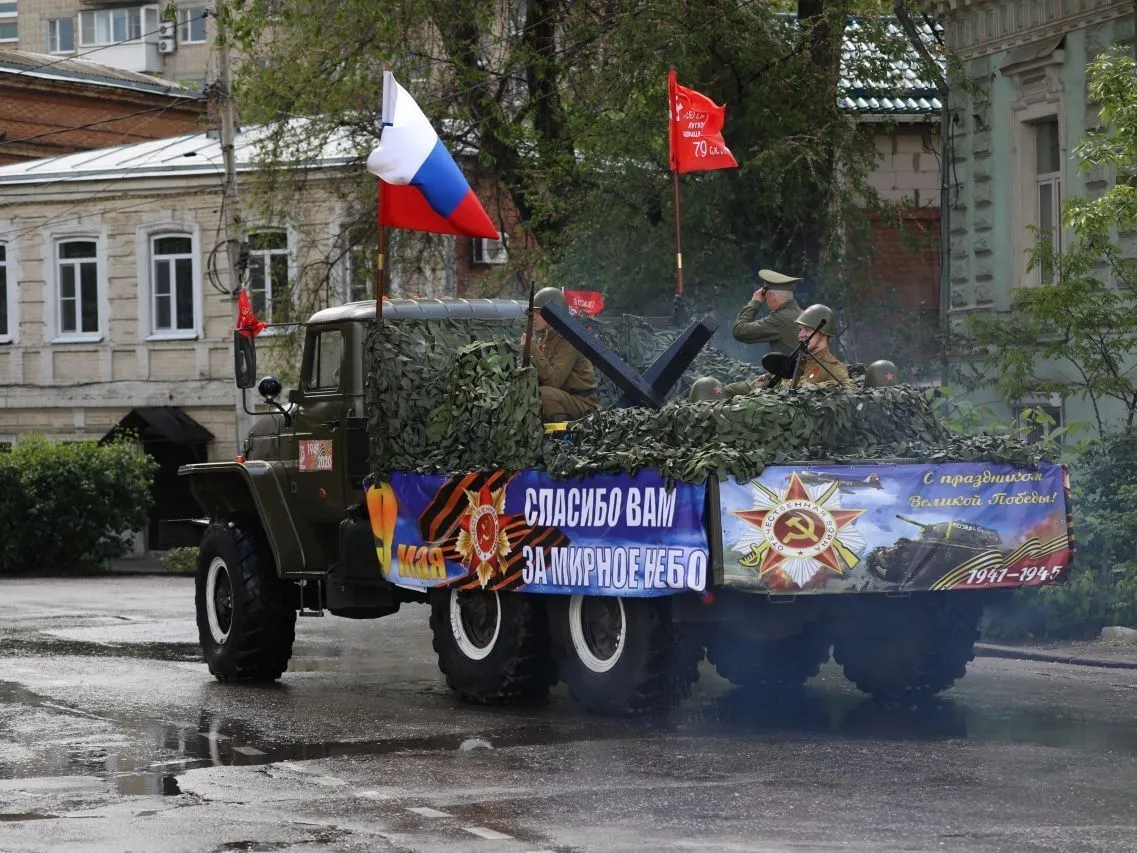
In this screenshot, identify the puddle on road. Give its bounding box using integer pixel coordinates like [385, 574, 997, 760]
[0, 636, 201, 663]
[3, 675, 1137, 797]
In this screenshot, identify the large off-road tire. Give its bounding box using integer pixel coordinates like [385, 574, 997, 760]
[195, 519, 296, 682]
[429, 588, 556, 705]
[553, 595, 702, 717]
[707, 623, 831, 690]
[833, 595, 981, 703]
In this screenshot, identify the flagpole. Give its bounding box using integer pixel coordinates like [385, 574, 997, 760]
[672, 169, 685, 297]
[375, 179, 387, 322]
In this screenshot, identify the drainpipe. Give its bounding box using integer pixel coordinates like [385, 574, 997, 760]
[895, 0, 951, 384]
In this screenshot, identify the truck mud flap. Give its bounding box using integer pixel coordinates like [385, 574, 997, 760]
[325, 512, 400, 619]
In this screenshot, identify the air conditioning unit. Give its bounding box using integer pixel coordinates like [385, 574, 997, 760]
[158, 36, 177, 54]
[158, 20, 176, 53]
[472, 236, 508, 265]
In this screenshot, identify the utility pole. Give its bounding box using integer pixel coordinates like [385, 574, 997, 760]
[213, 0, 250, 453]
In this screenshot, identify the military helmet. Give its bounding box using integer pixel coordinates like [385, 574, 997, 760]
[794, 303, 837, 336]
[688, 376, 724, 402]
[865, 359, 900, 387]
[532, 287, 568, 311]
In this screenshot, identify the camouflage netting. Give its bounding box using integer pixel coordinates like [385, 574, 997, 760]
[542, 386, 1051, 484]
[366, 319, 542, 477]
[366, 317, 1048, 483]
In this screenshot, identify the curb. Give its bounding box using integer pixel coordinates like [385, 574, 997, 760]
[975, 642, 1137, 670]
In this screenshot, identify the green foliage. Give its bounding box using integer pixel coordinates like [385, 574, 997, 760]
[226, 1, 939, 321]
[963, 48, 1137, 434]
[161, 547, 200, 575]
[0, 436, 158, 575]
[982, 566, 1105, 641]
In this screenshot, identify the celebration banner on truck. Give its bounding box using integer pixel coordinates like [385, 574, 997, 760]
[367, 470, 709, 597]
[718, 462, 1072, 594]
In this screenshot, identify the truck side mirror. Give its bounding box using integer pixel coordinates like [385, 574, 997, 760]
[234, 330, 257, 389]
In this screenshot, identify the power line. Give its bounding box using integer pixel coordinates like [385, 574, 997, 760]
[0, 100, 200, 149]
[4, 8, 214, 83]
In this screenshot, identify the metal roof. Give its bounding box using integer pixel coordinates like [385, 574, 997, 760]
[308, 298, 528, 325]
[0, 122, 359, 185]
[839, 19, 944, 116]
[0, 48, 200, 99]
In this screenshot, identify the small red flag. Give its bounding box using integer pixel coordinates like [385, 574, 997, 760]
[668, 69, 739, 174]
[237, 289, 267, 338]
[564, 290, 605, 317]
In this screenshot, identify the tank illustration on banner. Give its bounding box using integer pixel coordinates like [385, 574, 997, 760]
[863, 515, 1003, 588]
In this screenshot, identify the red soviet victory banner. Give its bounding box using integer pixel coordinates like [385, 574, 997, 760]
[667, 69, 739, 174]
[564, 290, 605, 317]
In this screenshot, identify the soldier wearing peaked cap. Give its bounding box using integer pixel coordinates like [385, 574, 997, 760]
[732, 268, 804, 355]
[522, 287, 599, 422]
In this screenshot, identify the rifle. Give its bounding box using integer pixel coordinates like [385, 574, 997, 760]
[521, 278, 536, 368]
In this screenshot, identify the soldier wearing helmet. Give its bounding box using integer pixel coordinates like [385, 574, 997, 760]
[793, 304, 854, 388]
[864, 359, 901, 388]
[522, 287, 599, 421]
[688, 376, 725, 402]
[731, 268, 804, 354]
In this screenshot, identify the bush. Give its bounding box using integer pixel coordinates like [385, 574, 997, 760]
[161, 546, 199, 575]
[0, 435, 158, 575]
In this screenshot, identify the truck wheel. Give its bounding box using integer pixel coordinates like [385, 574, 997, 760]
[833, 596, 980, 703]
[195, 519, 296, 682]
[429, 588, 556, 705]
[553, 596, 701, 716]
[707, 624, 830, 690]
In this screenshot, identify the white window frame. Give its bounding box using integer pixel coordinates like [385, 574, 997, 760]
[0, 1, 17, 44]
[79, 6, 144, 47]
[246, 228, 293, 333]
[177, 6, 207, 43]
[0, 233, 18, 344]
[48, 17, 75, 54]
[472, 235, 508, 265]
[44, 229, 107, 344]
[137, 220, 202, 341]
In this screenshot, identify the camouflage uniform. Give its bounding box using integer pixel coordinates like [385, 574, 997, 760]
[731, 297, 803, 354]
[530, 327, 599, 421]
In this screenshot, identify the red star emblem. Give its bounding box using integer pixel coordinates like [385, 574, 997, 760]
[735, 472, 865, 584]
[455, 484, 512, 587]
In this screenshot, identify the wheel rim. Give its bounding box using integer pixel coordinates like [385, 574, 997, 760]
[568, 595, 625, 674]
[449, 589, 501, 661]
[206, 557, 233, 645]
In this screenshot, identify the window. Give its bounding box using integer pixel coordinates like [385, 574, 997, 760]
[57, 240, 99, 335]
[305, 330, 344, 392]
[151, 235, 194, 333]
[177, 6, 207, 43]
[345, 244, 373, 303]
[0, 1, 16, 42]
[1035, 119, 1062, 284]
[79, 7, 142, 46]
[247, 231, 291, 325]
[48, 18, 74, 53]
[472, 236, 508, 265]
[0, 244, 8, 340]
[1013, 402, 1063, 442]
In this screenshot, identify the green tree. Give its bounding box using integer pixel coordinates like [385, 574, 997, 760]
[224, 0, 932, 328]
[964, 48, 1137, 434]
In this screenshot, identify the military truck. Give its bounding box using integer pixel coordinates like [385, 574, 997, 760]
[181, 298, 1074, 714]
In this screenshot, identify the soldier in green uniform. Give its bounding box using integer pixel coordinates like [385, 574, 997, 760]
[723, 268, 805, 398]
[864, 359, 901, 387]
[732, 268, 804, 353]
[522, 287, 600, 421]
[793, 304, 854, 388]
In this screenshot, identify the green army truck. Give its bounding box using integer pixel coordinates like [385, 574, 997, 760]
[181, 298, 1075, 715]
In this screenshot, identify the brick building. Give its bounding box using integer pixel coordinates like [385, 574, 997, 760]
[1, 1, 213, 91]
[0, 48, 205, 164]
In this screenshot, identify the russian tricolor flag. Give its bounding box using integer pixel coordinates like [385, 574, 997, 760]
[366, 72, 500, 240]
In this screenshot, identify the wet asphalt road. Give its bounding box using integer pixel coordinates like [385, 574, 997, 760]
[1, 577, 1136, 853]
